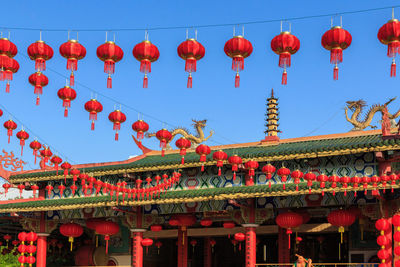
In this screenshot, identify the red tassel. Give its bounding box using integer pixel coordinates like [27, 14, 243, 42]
[181, 156, 185, 165]
[143, 75, 148, 88]
[296, 185, 298, 191]
[115, 132, 119, 141]
[354, 191, 357, 197]
[7, 130, 11, 143]
[344, 190, 347, 196]
[67, 59, 77, 71]
[107, 76, 112, 88]
[268, 181, 271, 188]
[187, 74, 192, 88]
[201, 164, 205, 172]
[333, 66, 339, 80]
[391, 61, 396, 77]
[279, 53, 291, 68]
[283, 184, 286, 190]
[233, 172, 236, 180]
[282, 70, 287, 85]
[91, 121, 95, 131]
[333, 190, 336, 196]
[34, 151, 37, 164]
[36, 96, 40, 106]
[140, 60, 151, 73]
[185, 58, 197, 72]
[161, 149, 165, 157]
[309, 188, 311, 194]
[232, 57, 244, 71]
[35, 58, 46, 71]
[70, 72, 74, 86]
[218, 168, 221, 176]
[64, 108, 68, 117]
[322, 191, 325, 196]
[5, 82, 10, 93]
[235, 73, 240, 88]
[330, 48, 343, 64]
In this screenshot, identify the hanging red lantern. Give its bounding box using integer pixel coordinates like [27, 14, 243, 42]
[58, 184, 66, 197]
[381, 174, 390, 193]
[133, 40, 160, 88]
[234, 233, 246, 251]
[96, 41, 124, 88]
[304, 172, 316, 194]
[245, 160, 259, 178]
[70, 168, 80, 183]
[155, 240, 162, 254]
[59, 39, 86, 86]
[223, 221, 235, 238]
[141, 238, 153, 254]
[371, 175, 381, 193]
[340, 176, 351, 196]
[50, 155, 62, 175]
[3, 119, 17, 143]
[228, 155, 242, 180]
[276, 211, 303, 249]
[31, 184, 39, 198]
[39, 146, 52, 164]
[177, 38, 205, 88]
[224, 35, 253, 87]
[351, 176, 361, 196]
[150, 224, 162, 232]
[2, 183, 11, 198]
[317, 174, 329, 196]
[327, 209, 356, 243]
[155, 129, 172, 157]
[0, 38, 17, 58]
[200, 218, 213, 227]
[175, 137, 192, 164]
[18, 232, 27, 244]
[213, 150, 228, 176]
[0, 109, 2, 117]
[96, 221, 120, 254]
[3, 234, 12, 246]
[61, 161, 71, 184]
[27, 40, 54, 71]
[29, 140, 41, 164]
[45, 184, 53, 197]
[321, 25, 352, 80]
[108, 109, 127, 141]
[291, 169, 304, 191]
[16, 129, 29, 156]
[57, 86, 76, 117]
[28, 72, 48, 105]
[196, 144, 211, 172]
[132, 120, 149, 142]
[329, 175, 340, 195]
[376, 218, 390, 235]
[390, 173, 399, 192]
[277, 166, 291, 190]
[0, 56, 19, 93]
[60, 222, 83, 251]
[262, 164, 276, 188]
[378, 18, 400, 77]
[84, 99, 103, 130]
[271, 31, 300, 85]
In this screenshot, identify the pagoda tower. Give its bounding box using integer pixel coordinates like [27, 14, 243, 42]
[263, 89, 280, 142]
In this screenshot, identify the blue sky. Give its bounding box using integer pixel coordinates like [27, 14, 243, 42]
[0, 0, 398, 170]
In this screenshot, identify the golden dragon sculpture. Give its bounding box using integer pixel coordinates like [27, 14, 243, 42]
[146, 119, 214, 149]
[345, 97, 400, 131]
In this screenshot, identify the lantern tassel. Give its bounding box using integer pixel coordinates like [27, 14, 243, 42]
[143, 74, 148, 88]
[218, 167, 221, 176]
[6, 82, 10, 93]
[333, 66, 339, 80]
[181, 156, 185, 165]
[161, 148, 165, 157]
[70, 71, 74, 86]
[282, 70, 287, 85]
[107, 75, 112, 89]
[201, 164, 205, 172]
[235, 72, 240, 88]
[233, 172, 236, 180]
[187, 73, 192, 88]
[36, 96, 40, 106]
[391, 59, 396, 77]
[269, 181, 271, 188]
[64, 108, 68, 117]
[115, 132, 119, 141]
[91, 120, 95, 131]
[35, 58, 46, 71]
[69, 237, 73, 251]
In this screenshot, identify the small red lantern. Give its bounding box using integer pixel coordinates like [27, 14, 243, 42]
[200, 218, 213, 227]
[262, 164, 276, 188]
[28, 72, 48, 105]
[224, 35, 253, 87]
[2, 183, 11, 198]
[196, 144, 211, 172]
[108, 109, 127, 141]
[132, 120, 149, 142]
[304, 172, 316, 194]
[376, 218, 390, 235]
[390, 173, 399, 192]
[0, 56, 19, 93]
[27, 40, 54, 71]
[271, 30, 300, 84]
[245, 160, 259, 178]
[60, 222, 83, 251]
[155, 129, 172, 157]
[175, 137, 192, 164]
[277, 166, 291, 190]
[141, 238, 153, 254]
[57, 86, 77, 117]
[50, 155, 62, 175]
[29, 140, 42, 164]
[291, 170, 304, 191]
[84, 99, 103, 130]
[234, 233, 245, 251]
[16, 129, 29, 156]
[96, 221, 120, 254]
[40, 146, 52, 164]
[17, 184, 25, 198]
[276, 211, 303, 249]
[3, 119, 17, 143]
[133, 40, 160, 88]
[223, 221, 235, 238]
[321, 25, 352, 80]
[45, 184, 53, 197]
[0, 38, 17, 58]
[317, 174, 329, 196]
[155, 240, 162, 254]
[61, 161, 71, 183]
[371, 175, 381, 193]
[329, 175, 340, 195]
[97, 41, 124, 88]
[70, 168, 80, 183]
[328, 209, 356, 243]
[228, 155, 242, 180]
[26, 232, 37, 244]
[213, 150, 228, 176]
[381, 174, 390, 193]
[59, 39, 86, 86]
[351, 176, 362, 196]
[58, 184, 66, 197]
[150, 225, 162, 232]
[31, 184, 39, 198]
[378, 18, 400, 77]
[18, 232, 27, 244]
[340, 176, 351, 196]
[177, 38, 205, 88]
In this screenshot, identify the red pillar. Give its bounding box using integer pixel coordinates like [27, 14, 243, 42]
[36, 205, 47, 267]
[243, 224, 258, 267]
[204, 237, 212, 267]
[177, 226, 188, 267]
[278, 226, 290, 264]
[131, 206, 144, 267]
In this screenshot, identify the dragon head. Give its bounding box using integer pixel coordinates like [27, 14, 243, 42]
[346, 100, 366, 111]
[192, 119, 207, 128]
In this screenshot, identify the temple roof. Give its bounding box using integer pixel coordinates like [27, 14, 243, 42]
[8, 129, 399, 183]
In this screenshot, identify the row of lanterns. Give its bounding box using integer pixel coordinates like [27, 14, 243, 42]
[375, 215, 400, 267]
[0, 15, 399, 96]
[17, 231, 37, 267]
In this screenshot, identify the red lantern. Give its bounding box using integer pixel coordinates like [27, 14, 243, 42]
[390, 173, 399, 192]
[277, 166, 291, 190]
[31, 184, 39, 198]
[70, 168, 80, 183]
[28, 72, 48, 105]
[27, 40, 54, 71]
[60, 222, 83, 251]
[321, 25, 352, 80]
[317, 174, 329, 196]
[141, 238, 153, 254]
[393, 214, 400, 231]
[245, 160, 259, 178]
[381, 174, 390, 193]
[329, 175, 340, 195]
[57, 86, 76, 117]
[45, 184, 53, 197]
[0, 109, 2, 117]
[262, 164, 276, 188]
[228, 155, 242, 180]
[108, 110, 127, 141]
[177, 38, 205, 88]
[213, 150, 228, 176]
[84, 99, 103, 130]
[155, 240, 162, 254]
[0, 38, 17, 58]
[234, 233, 245, 251]
[156, 129, 172, 157]
[175, 137, 192, 164]
[327, 209, 356, 243]
[291, 169, 304, 191]
[150, 225, 162, 232]
[304, 172, 316, 194]
[371, 175, 381, 193]
[61, 161, 72, 183]
[0, 56, 19, 93]
[133, 40, 160, 88]
[59, 39, 86, 86]
[18, 255, 26, 264]
[3, 119, 17, 143]
[29, 140, 42, 164]
[2, 183, 11, 198]
[271, 31, 300, 84]
[58, 184, 66, 197]
[376, 218, 390, 235]
[16, 129, 29, 156]
[26, 232, 37, 244]
[196, 144, 211, 172]
[50, 155, 62, 175]
[224, 35, 253, 87]
[40, 146, 52, 164]
[351, 176, 361, 196]
[276, 211, 303, 249]
[96, 221, 120, 254]
[200, 218, 213, 227]
[378, 18, 400, 77]
[132, 120, 149, 142]
[17, 184, 25, 198]
[223, 221, 235, 238]
[97, 41, 124, 88]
